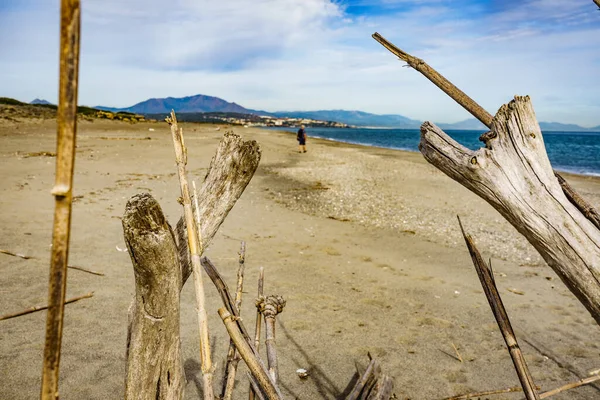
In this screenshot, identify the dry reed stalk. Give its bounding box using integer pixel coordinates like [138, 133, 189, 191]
[250, 267, 265, 400]
[168, 111, 214, 400]
[218, 308, 283, 400]
[372, 32, 600, 231]
[40, 1, 81, 398]
[458, 217, 539, 400]
[539, 374, 600, 399]
[67, 265, 104, 276]
[0, 249, 34, 259]
[442, 386, 528, 400]
[222, 241, 247, 400]
[257, 295, 286, 383]
[0, 292, 92, 322]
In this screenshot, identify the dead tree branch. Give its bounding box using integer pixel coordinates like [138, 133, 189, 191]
[372, 32, 600, 232]
[420, 97, 600, 324]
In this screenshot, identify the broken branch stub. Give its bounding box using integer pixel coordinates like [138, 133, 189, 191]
[122, 193, 184, 399]
[420, 96, 600, 324]
[177, 131, 261, 287]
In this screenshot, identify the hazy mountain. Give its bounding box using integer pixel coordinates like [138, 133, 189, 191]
[95, 94, 600, 131]
[30, 98, 53, 105]
[434, 118, 599, 132]
[96, 94, 256, 115]
[273, 110, 421, 128]
[538, 121, 597, 132]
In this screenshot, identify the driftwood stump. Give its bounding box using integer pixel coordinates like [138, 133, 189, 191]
[123, 193, 184, 399]
[420, 96, 600, 324]
[123, 132, 261, 399]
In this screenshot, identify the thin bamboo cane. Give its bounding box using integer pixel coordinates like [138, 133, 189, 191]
[40, 1, 80, 398]
[169, 111, 214, 400]
[218, 308, 283, 400]
[1, 293, 93, 322]
[458, 217, 539, 400]
[249, 267, 265, 400]
[222, 241, 247, 400]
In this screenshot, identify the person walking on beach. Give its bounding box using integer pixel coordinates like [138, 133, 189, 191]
[297, 125, 307, 153]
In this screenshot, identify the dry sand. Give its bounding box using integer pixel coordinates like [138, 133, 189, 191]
[1, 119, 599, 399]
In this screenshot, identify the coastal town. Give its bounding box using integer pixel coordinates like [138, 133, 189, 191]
[153, 111, 352, 128]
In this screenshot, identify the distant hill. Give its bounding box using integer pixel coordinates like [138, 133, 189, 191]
[97, 94, 256, 115]
[434, 118, 599, 132]
[273, 110, 421, 129]
[95, 94, 600, 131]
[31, 98, 53, 105]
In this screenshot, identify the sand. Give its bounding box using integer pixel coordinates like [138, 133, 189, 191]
[1, 118, 599, 399]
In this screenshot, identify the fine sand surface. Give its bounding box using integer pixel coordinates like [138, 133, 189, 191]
[1, 119, 600, 399]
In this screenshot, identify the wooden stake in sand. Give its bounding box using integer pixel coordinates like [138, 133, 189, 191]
[458, 218, 539, 400]
[222, 242, 247, 400]
[168, 111, 214, 400]
[40, 1, 81, 398]
[250, 267, 265, 400]
[257, 295, 286, 383]
[0, 293, 93, 322]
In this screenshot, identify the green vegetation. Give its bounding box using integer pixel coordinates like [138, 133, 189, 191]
[0, 97, 146, 123]
[0, 97, 26, 106]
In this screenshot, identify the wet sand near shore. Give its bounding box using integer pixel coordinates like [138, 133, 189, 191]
[1, 119, 599, 399]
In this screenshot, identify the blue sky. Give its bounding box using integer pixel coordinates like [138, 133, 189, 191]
[1, 0, 599, 126]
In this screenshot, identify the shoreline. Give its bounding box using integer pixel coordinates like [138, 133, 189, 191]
[267, 126, 600, 179]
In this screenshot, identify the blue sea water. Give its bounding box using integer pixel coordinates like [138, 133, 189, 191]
[273, 127, 600, 176]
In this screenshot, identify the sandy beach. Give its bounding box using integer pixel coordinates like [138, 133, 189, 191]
[1, 118, 600, 399]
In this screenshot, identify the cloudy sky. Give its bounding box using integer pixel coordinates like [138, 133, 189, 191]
[1, 0, 599, 126]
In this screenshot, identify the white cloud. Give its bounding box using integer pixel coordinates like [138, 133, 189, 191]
[0, 0, 599, 126]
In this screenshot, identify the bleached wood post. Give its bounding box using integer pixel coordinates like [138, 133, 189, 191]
[420, 96, 600, 324]
[124, 132, 261, 399]
[123, 194, 185, 399]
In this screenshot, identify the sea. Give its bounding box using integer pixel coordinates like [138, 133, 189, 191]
[273, 127, 600, 177]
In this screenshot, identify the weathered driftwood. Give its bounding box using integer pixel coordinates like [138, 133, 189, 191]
[124, 131, 260, 399]
[373, 32, 600, 232]
[222, 242, 247, 400]
[219, 308, 284, 400]
[257, 295, 286, 383]
[168, 111, 214, 400]
[123, 193, 185, 399]
[176, 131, 262, 286]
[346, 356, 393, 400]
[420, 97, 600, 324]
[459, 218, 539, 400]
[41, 1, 81, 398]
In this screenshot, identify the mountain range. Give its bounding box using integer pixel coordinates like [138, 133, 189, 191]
[30, 94, 600, 131]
